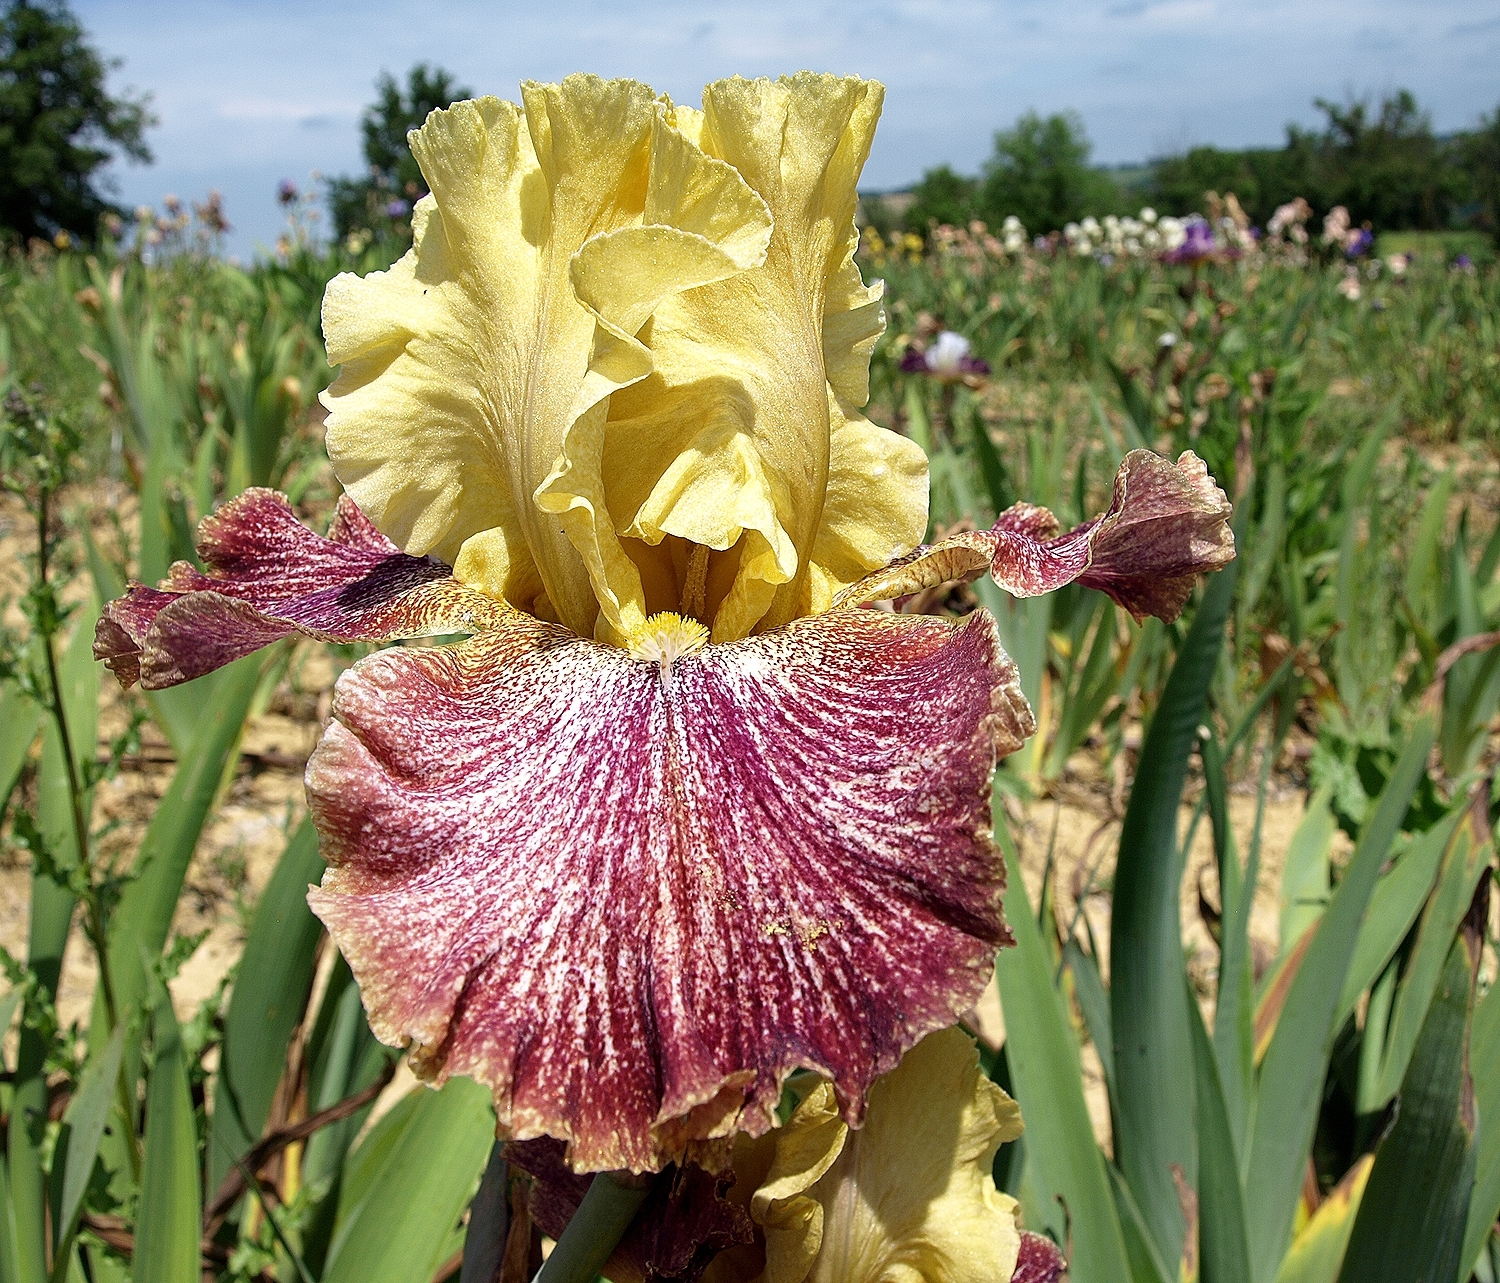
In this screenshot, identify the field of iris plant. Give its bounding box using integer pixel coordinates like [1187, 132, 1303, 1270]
[1, 73, 1498, 1283]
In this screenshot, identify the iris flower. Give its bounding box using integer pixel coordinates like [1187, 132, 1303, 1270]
[899, 331, 990, 382]
[96, 73, 1233, 1175]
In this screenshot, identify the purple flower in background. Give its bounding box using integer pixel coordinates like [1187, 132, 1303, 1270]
[1454, 254, 1474, 270]
[900, 330, 991, 381]
[385, 198, 411, 219]
[1344, 229, 1373, 258]
[277, 180, 298, 206]
[1163, 216, 1217, 265]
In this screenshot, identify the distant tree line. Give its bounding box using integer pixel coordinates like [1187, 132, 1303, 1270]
[891, 92, 1500, 242]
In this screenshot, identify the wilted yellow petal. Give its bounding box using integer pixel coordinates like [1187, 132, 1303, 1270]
[738, 1028, 1022, 1283]
[322, 77, 771, 638]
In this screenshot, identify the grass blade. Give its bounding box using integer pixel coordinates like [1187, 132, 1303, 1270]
[1270, 1157, 1373, 1283]
[992, 816, 1134, 1282]
[1245, 711, 1437, 1283]
[134, 1003, 201, 1283]
[1372, 790, 1491, 1104]
[1203, 729, 1253, 1160]
[1460, 966, 1500, 1280]
[48, 1027, 125, 1262]
[1107, 1161, 1174, 1283]
[1063, 938, 1115, 1098]
[321, 1079, 494, 1283]
[1189, 982, 1252, 1283]
[1276, 786, 1334, 963]
[1111, 558, 1237, 1267]
[208, 817, 325, 1195]
[7, 606, 101, 1283]
[1334, 880, 1485, 1283]
[0, 680, 40, 809]
[97, 654, 261, 1038]
[1333, 808, 1459, 1030]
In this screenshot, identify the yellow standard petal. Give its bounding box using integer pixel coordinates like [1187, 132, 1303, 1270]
[710, 1027, 1023, 1283]
[572, 73, 928, 642]
[321, 76, 772, 639]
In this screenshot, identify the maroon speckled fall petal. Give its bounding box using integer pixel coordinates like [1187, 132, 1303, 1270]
[834, 449, 1232, 623]
[1012, 1231, 1068, 1283]
[94, 488, 507, 689]
[508, 1137, 752, 1283]
[305, 606, 1032, 1173]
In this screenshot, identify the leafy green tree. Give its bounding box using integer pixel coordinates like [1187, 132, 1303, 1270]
[903, 163, 979, 232]
[0, 0, 153, 243]
[328, 63, 472, 239]
[1308, 91, 1461, 230]
[1459, 103, 1500, 243]
[976, 111, 1122, 233]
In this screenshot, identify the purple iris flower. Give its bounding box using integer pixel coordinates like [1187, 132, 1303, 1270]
[386, 198, 411, 218]
[1455, 254, 1474, 269]
[899, 330, 991, 380]
[1344, 229, 1373, 258]
[1163, 216, 1217, 265]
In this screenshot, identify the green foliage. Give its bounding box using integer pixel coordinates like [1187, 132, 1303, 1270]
[1149, 143, 1309, 228]
[1460, 103, 1500, 243]
[0, 0, 153, 243]
[904, 163, 980, 233]
[1307, 91, 1464, 232]
[1150, 90, 1490, 233]
[979, 110, 1123, 232]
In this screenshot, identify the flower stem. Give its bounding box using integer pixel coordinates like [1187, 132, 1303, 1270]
[532, 1171, 651, 1283]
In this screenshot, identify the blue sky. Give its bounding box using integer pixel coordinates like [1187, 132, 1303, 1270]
[79, 0, 1500, 260]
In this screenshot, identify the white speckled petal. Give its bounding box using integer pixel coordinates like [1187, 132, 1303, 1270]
[305, 606, 1032, 1172]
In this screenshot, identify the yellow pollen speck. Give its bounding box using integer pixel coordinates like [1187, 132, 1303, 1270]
[627, 612, 710, 673]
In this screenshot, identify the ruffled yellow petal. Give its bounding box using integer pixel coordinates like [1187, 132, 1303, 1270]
[737, 1027, 1023, 1283]
[321, 72, 923, 645]
[589, 73, 925, 642]
[808, 395, 930, 615]
[322, 76, 771, 639]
